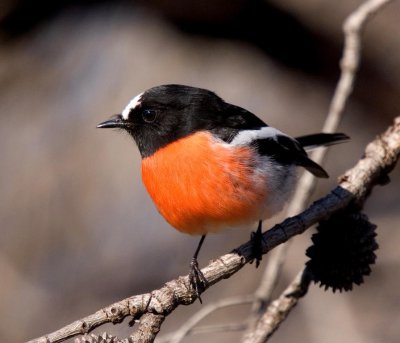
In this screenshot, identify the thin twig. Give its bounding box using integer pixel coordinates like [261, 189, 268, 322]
[158, 323, 249, 343]
[189, 323, 248, 335]
[158, 295, 254, 343]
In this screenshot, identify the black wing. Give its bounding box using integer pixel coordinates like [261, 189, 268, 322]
[210, 103, 268, 143]
[252, 134, 329, 178]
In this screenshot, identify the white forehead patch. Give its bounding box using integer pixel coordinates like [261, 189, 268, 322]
[230, 126, 287, 146]
[121, 92, 144, 119]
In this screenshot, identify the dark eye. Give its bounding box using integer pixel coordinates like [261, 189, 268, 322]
[142, 109, 157, 123]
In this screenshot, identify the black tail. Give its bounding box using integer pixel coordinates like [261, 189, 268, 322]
[294, 133, 349, 178]
[296, 133, 349, 150]
[296, 156, 330, 178]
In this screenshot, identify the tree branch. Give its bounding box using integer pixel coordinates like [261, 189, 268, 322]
[27, 116, 400, 343]
[130, 313, 164, 343]
[74, 313, 164, 343]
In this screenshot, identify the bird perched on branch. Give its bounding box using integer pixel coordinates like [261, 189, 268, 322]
[97, 84, 348, 301]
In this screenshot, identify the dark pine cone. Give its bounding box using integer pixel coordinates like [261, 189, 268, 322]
[305, 211, 378, 292]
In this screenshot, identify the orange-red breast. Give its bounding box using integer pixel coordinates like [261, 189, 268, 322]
[97, 84, 348, 301]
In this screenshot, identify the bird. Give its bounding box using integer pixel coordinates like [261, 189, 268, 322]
[97, 84, 348, 301]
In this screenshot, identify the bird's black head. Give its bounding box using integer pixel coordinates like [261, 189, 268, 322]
[97, 84, 266, 158]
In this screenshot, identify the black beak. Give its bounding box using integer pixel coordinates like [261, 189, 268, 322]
[97, 114, 126, 129]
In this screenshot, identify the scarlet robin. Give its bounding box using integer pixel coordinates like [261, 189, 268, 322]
[97, 84, 348, 301]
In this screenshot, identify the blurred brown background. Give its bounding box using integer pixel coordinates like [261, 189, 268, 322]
[1, 0, 399, 342]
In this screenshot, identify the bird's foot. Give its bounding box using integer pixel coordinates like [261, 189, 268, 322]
[189, 257, 208, 303]
[250, 224, 265, 268]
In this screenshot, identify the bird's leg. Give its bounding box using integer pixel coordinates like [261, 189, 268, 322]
[251, 220, 265, 268]
[189, 235, 208, 303]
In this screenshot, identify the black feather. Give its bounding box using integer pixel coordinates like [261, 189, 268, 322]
[296, 133, 349, 149]
[252, 135, 330, 178]
[296, 156, 329, 178]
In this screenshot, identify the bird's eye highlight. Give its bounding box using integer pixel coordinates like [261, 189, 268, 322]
[142, 109, 157, 123]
